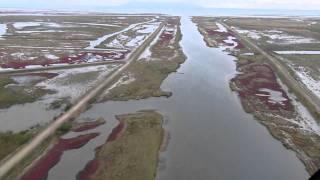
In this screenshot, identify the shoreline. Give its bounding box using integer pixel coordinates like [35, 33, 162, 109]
[77, 110, 164, 180]
[193, 16, 320, 175]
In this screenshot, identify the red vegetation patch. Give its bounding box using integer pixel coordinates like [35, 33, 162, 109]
[76, 122, 126, 180]
[234, 39, 245, 49]
[206, 29, 233, 37]
[0, 51, 129, 69]
[72, 119, 106, 132]
[1, 61, 35, 69]
[106, 122, 125, 142]
[206, 29, 245, 49]
[20, 133, 99, 180]
[232, 62, 294, 112]
[76, 159, 101, 180]
[159, 29, 174, 44]
[59, 51, 128, 64]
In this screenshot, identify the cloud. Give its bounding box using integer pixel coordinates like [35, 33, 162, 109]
[1, 0, 129, 7]
[1, 0, 320, 10]
[196, 0, 320, 10]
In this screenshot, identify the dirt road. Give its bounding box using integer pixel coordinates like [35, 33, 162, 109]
[220, 21, 320, 118]
[0, 22, 165, 178]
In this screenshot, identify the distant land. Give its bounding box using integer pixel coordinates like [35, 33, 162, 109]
[1, 2, 320, 16]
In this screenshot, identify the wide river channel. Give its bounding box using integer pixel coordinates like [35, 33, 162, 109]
[47, 17, 309, 180]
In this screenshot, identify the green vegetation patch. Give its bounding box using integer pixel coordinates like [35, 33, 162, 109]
[3, 136, 54, 180]
[103, 58, 181, 101]
[0, 76, 46, 108]
[101, 21, 186, 101]
[56, 122, 73, 135]
[0, 131, 33, 161]
[0, 76, 34, 108]
[88, 110, 164, 180]
[282, 54, 320, 81]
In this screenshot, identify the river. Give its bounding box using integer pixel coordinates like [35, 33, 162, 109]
[47, 17, 309, 180]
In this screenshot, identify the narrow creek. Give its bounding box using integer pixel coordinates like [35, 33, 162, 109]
[46, 17, 309, 180]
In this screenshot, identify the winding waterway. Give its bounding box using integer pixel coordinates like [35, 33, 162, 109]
[47, 17, 309, 180]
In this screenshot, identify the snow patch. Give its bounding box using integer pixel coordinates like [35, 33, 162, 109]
[274, 51, 320, 55]
[241, 53, 254, 56]
[137, 23, 159, 34]
[0, 24, 7, 38]
[37, 65, 120, 102]
[294, 66, 320, 98]
[257, 88, 287, 105]
[292, 18, 304, 22]
[236, 28, 318, 44]
[86, 19, 156, 50]
[126, 35, 145, 47]
[46, 22, 62, 28]
[215, 22, 227, 32]
[72, 23, 120, 27]
[108, 38, 125, 49]
[308, 22, 317, 26]
[266, 33, 316, 44]
[11, 52, 25, 59]
[45, 54, 59, 59]
[25, 65, 43, 69]
[16, 30, 64, 33]
[13, 22, 41, 29]
[13, 22, 63, 30]
[277, 80, 320, 135]
[223, 36, 238, 48]
[236, 29, 261, 40]
[139, 26, 164, 60]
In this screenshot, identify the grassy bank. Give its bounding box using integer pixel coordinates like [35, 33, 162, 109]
[193, 16, 320, 175]
[0, 131, 34, 161]
[230, 54, 320, 175]
[3, 136, 54, 180]
[100, 17, 186, 101]
[78, 110, 164, 180]
[0, 77, 35, 108]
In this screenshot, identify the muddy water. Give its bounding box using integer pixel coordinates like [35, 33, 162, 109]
[0, 101, 61, 132]
[47, 17, 309, 180]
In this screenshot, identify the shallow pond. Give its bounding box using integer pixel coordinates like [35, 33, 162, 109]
[0, 101, 61, 132]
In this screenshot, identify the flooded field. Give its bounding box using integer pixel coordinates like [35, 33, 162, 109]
[224, 17, 320, 102]
[0, 13, 163, 133]
[38, 17, 309, 180]
[0, 14, 160, 70]
[0, 64, 121, 132]
[0, 13, 164, 173]
[0, 10, 318, 179]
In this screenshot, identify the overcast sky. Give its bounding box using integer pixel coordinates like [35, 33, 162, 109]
[1, 0, 320, 11]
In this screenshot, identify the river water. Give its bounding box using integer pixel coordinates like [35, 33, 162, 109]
[47, 17, 309, 180]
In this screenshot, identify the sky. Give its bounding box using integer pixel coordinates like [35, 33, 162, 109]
[1, 0, 320, 11]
